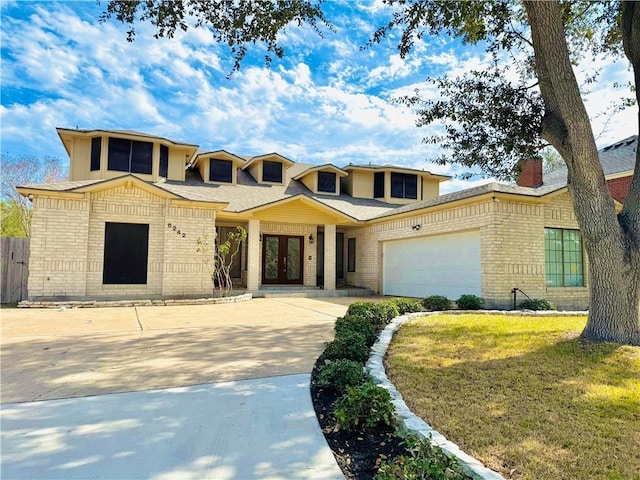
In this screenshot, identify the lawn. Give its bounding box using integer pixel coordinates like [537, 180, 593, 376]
[385, 314, 640, 480]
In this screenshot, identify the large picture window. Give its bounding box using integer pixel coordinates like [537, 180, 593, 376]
[262, 161, 283, 183]
[103, 222, 149, 285]
[317, 171, 337, 193]
[544, 228, 584, 287]
[391, 173, 418, 199]
[107, 138, 153, 174]
[347, 237, 356, 272]
[90, 137, 101, 171]
[210, 159, 233, 183]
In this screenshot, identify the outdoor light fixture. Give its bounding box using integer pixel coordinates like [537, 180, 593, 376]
[412, 224, 421, 231]
[309, 234, 314, 244]
[259, 233, 263, 242]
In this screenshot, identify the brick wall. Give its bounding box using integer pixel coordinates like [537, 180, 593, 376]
[346, 192, 589, 310]
[606, 175, 632, 203]
[28, 185, 216, 300]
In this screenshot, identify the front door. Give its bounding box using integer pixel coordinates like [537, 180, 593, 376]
[262, 235, 304, 284]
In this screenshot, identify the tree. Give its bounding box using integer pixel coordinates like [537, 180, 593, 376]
[103, 0, 640, 345]
[0, 154, 67, 237]
[196, 226, 247, 297]
[1, 200, 27, 237]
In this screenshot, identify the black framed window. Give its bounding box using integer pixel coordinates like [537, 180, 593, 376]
[210, 159, 233, 183]
[391, 173, 418, 199]
[544, 228, 584, 287]
[263, 161, 283, 183]
[347, 237, 356, 272]
[90, 137, 101, 171]
[103, 222, 149, 285]
[159, 145, 169, 178]
[318, 171, 337, 193]
[107, 137, 153, 174]
[374, 172, 385, 198]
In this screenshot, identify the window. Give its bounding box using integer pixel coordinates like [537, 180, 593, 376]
[374, 172, 385, 198]
[262, 161, 283, 183]
[347, 237, 356, 272]
[545, 228, 584, 287]
[318, 171, 337, 193]
[107, 138, 153, 174]
[103, 222, 149, 284]
[391, 173, 418, 199]
[159, 145, 169, 178]
[90, 137, 101, 171]
[210, 159, 233, 183]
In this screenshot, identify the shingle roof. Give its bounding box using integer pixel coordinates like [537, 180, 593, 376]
[543, 135, 637, 185]
[372, 182, 565, 220]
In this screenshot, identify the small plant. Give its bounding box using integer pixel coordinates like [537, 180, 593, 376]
[196, 226, 247, 297]
[456, 294, 484, 310]
[324, 330, 370, 363]
[519, 298, 557, 311]
[347, 301, 399, 330]
[335, 315, 377, 346]
[316, 359, 369, 392]
[389, 297, 423, 314]
[422, 295, 451, 311]
[375, 433, 471, 480]
[334, 380, 396, 431]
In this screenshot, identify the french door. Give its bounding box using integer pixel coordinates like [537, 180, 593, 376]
[262, 235, 304, 284]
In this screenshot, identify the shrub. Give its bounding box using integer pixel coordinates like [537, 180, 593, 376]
[375, 434, 471, 480]
[324, 330, 370, 363]
[389, 297, 423, 314]
[456, 294, 484, 310]
[335, 315, 377, 346]
[346, 301, 399, 330]
[316, 359, 369, 392]
[519, 298, 557, 311]
[334, 380, 396, 431]
[422, 295, 451, 311]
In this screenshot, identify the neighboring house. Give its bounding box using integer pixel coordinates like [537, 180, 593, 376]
[17, 129, 636, 309]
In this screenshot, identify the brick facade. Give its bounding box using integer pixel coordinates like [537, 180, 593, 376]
[28, 186, 216, 300]
[606, 175, 632, 203]
[345, 192, 588, 310]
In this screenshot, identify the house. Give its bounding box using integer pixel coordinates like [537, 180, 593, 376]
[17, 129, 636, 309]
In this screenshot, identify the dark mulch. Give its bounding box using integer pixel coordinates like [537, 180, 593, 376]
[310, 354, 408, 480]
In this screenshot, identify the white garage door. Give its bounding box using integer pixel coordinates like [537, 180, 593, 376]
[382, 230, 481, 299]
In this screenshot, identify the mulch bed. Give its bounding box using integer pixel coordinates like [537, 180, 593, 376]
[310, 354, 408, 480]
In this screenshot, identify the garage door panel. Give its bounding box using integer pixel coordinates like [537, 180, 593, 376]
[383, 231, 481, 299]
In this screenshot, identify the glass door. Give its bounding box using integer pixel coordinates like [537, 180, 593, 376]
[262, 235, 304, 284]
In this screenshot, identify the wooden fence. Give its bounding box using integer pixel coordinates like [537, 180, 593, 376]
[1, 237, 29, 303]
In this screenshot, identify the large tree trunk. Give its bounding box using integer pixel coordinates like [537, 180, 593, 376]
[524, 1, 640, 345]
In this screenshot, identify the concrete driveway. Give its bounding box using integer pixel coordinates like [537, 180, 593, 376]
[0, 297, 360, 479]
[1, 297, 355, 404]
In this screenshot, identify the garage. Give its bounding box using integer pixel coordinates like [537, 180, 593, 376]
[382, 230, 481, 299]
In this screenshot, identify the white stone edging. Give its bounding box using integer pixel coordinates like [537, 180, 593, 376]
[366, 312, 506, 480]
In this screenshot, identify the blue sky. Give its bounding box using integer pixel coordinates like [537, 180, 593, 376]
[1, 0, 636, 193]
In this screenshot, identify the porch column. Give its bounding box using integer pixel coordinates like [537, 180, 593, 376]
[246, 219, 260, 291]
[323, 224, 336, 291]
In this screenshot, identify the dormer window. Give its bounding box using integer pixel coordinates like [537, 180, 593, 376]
[108, 137, 153, 174]
[263, 161, 283, 183]
[210, 159, 233, 183]
[90, 137, 101, 171]
[159, 145, 169, 178]
[318, 171, 337, 193]
[374, 172, 385, 198]
[391, 173, 417, 199]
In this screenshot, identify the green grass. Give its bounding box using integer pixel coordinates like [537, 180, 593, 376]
[385, 314, 640, 480]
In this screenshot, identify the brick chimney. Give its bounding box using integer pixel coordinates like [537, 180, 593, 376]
[517, 158, 543, 188]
